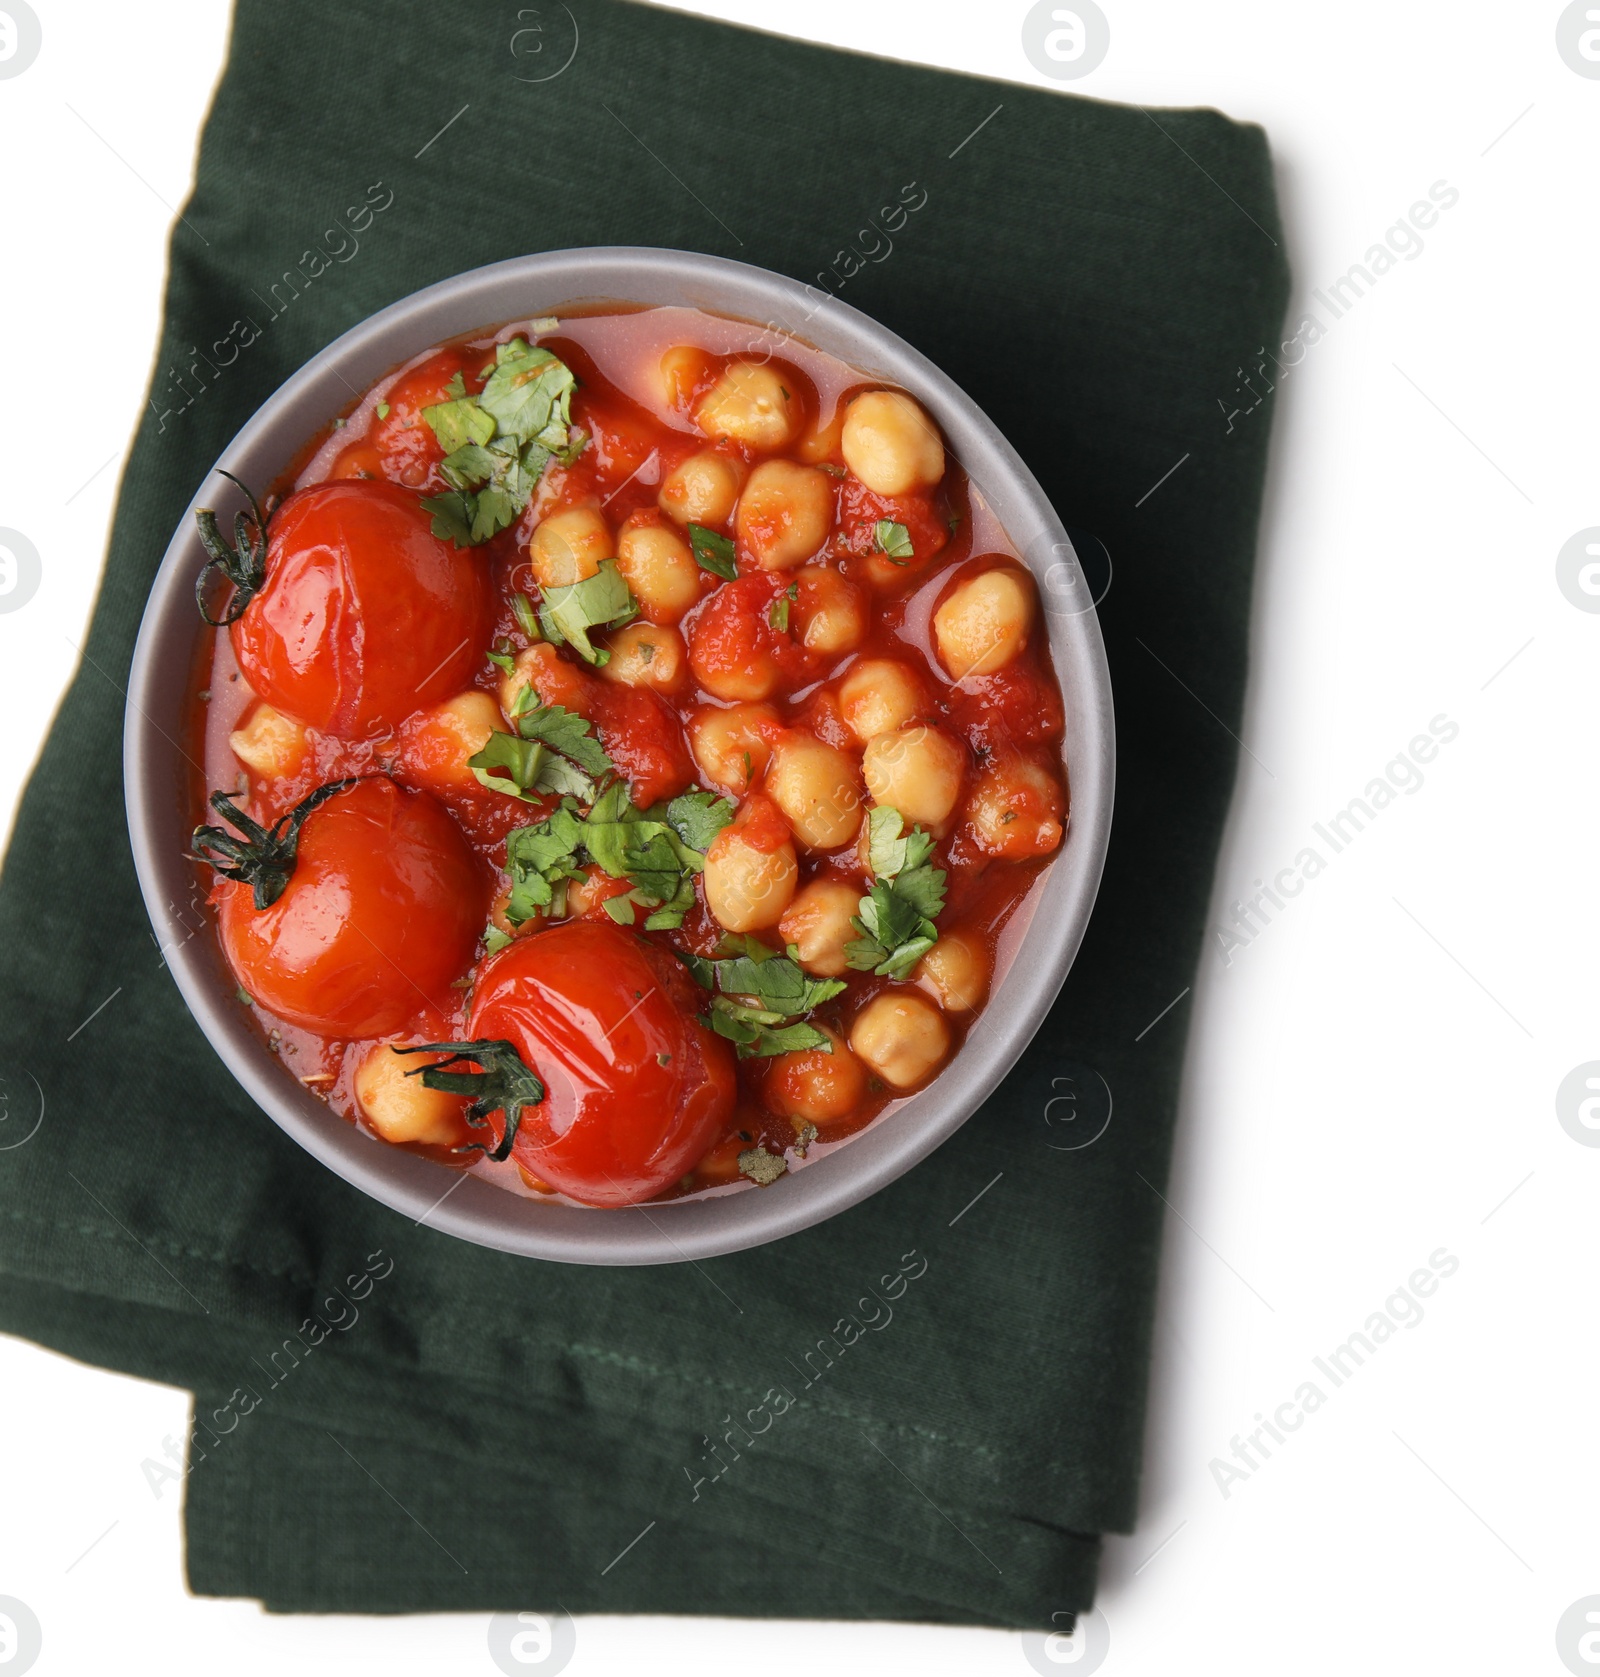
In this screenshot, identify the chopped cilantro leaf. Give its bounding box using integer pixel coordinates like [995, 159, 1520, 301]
[468, 731, 547, 799]
[479, 337, 578, 451]
[687, 523, 738, 581]
[664, 790, 736, 853]
[845, 804, 947, 978]
[509, 692, 613, 775]
[874, 520, 914, 563]
[769, 580, 798, 632]
[423, 397, 495, 456]
[414, 341, 580, 546]
[865, 805, 936, 879]
[375, 401, 391, 421]
[540, 559, 638, 664]
[711, 1003, 832, 1060]
[483, 925, 512, 956]
[501, 779, 721, 931]
[484, 639, 517, 674]
[512, 593, 542, 639]
[683, 947, 845, 1055]
[708, 953, 845, 1016]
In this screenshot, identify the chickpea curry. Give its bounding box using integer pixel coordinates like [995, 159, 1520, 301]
[187, 306, 1069, 1209]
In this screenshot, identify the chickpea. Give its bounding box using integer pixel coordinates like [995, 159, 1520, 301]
[914, 930, 990, 1012]
[567, 865, 634, 920]
[688, 629, 781, 703]
[355, 1044, 466, 1146]
[862, 725, 966, 828]
[498, 642, 589, 718]
[695, 361, 799, 449]
[598, 622, 687, 693]
[400, 690, 502, 790]
[966, 754, 1067, 859]
[933, 566, 1036, 681]
[841, 390, 945, 496]
[837, 659, 926, 744]
[688, 702, 780, 793]
[656, 343, 712, 409]
[792, 565, 866, 656]
[779, 879, 864, 977]
[489, 887, 525, 937]
[764, 731, 863, 850]
[530, 504, 613, 589]
[794, 405, 845, 466]
[688, 1134, 748, 1185]
[799, 688, 855, 752]
[764, 1027, 868, 1126]
[735, 461, 834, 570]
[848, 991, 951, 1090]
[615, 517, 701, 622]
[229, 703, 308, 777]
[703, 796, 798, 932]
[659, 448, 746, 527]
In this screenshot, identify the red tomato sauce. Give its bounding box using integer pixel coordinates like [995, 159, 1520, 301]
[188, 305, 1069, 1208]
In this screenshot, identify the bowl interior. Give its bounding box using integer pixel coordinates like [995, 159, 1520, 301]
[124, 247, 1114, 1265]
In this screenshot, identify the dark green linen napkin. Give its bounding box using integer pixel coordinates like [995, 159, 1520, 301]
[0, 0, 1287, 1626]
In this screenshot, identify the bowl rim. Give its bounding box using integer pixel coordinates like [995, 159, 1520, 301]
[123, 245, 1115, 1265]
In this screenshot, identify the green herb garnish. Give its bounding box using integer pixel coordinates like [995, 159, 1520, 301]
[511, 593, 542, 639]
[845, 806, 947, 979]
[509, 689, 613, 775]
[501, 783, 732, 933]
[418, 338, 586, 547]
[664, 789, 738, 853]
[391, 1039, 544, 1161]
[681, 947, 844, 1059]
[769, 580, 799, 632]
[687, 523, 738, 581]
[191, 777, 359, 909]
[538, 559, 638, 665]
[874, 520, 914, 564]
[469, 695, 613, 803]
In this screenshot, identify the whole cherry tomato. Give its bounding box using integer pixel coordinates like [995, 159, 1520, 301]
[463, 921, 735, 1206]
[232, 479, 492, 736]
[216, 777, 483, 1037]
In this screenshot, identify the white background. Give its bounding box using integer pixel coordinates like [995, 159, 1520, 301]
[1, 2, 1596, 1673]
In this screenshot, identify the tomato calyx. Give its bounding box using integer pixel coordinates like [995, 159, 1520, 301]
[390, 1038, 546, 1162]
[191, 776, 361, 909]
[194, 470, 272, 626]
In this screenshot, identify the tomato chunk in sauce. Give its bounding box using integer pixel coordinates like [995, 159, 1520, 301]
[187, 306, 1070, 1208]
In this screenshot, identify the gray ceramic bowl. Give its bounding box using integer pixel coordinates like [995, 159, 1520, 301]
[124, 247, 1114, 1266]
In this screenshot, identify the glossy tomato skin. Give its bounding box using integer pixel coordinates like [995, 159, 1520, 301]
[466, 922, 736, 1207]
[217, 777, 483, 1037]
[233, 479, 492, 737]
